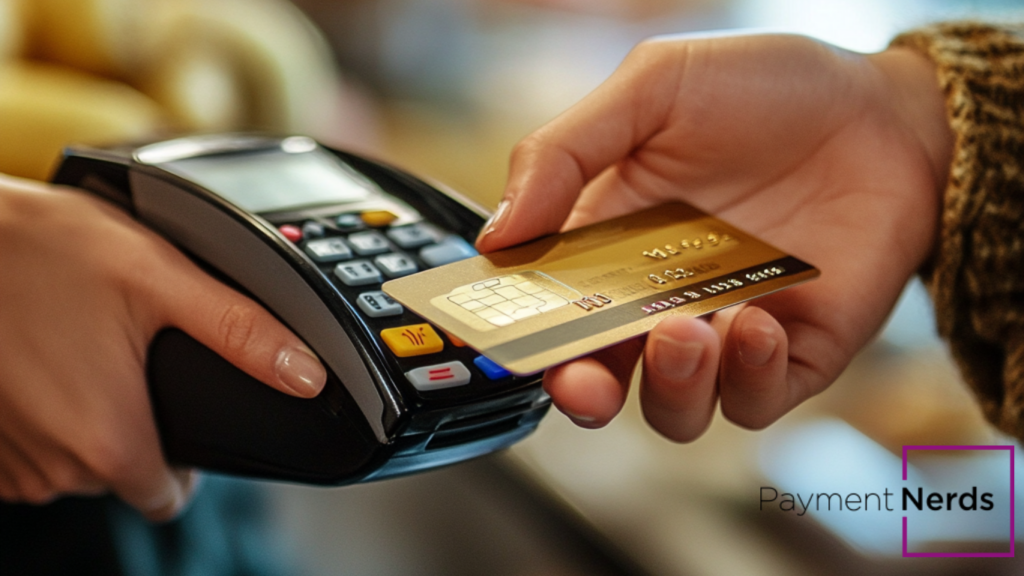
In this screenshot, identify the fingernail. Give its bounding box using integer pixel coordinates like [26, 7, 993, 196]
[275, 347, 327, 397]
[651, 335, 703, 381]
[739, 326, 776, 367]
[175, 469, 201, 499]
[481, 199, 511, 237]
[147, 500, 182, 523]
[146, 484, 185, 523]
[562, 409, 597, 425]
[168, 469, 201, 518]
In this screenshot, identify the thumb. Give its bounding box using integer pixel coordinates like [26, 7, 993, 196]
[147, 250, 327, 399]
[476, 39, 683, 253]
[126, 468, 199, 523]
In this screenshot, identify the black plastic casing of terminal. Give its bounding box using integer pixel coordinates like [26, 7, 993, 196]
[51, 135, 550, 485]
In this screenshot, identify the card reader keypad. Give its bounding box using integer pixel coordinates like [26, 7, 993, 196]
[279, 210, 514, 394]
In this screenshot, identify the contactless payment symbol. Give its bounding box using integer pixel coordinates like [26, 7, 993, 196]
[402, 327, 428, 346]
[381, 324, 444, 357]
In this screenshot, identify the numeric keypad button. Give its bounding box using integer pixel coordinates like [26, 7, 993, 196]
[334, 260, 383, 286]
[374, 253, 418, 278]
[347, 231, 390, 255]
[356, 291, 404, 318]
[387, 224, 439, 249]
[304, 237, 352, 263]
[420, 236, 478, 267]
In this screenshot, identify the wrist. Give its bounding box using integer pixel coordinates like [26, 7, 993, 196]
[867, 47, 954, 195]
[881, 23, 1024, 442]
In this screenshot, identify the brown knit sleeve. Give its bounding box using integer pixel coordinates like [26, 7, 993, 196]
[889, 23, 1024, 441]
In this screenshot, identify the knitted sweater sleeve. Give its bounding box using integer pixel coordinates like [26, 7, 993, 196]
[890, 23, 1024, 440]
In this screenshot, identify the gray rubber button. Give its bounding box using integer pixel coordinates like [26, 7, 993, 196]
[335, 213, 363, 231]
[304, 237, 352, 263]
[334, 260, 383, 286]
[387, 224, 438, 249]
[356, 291, 404, 318]
[302, 221, 326, 239]
[374, 253, 418, 278]
[347, 231, 390, 255]
[420, 236, 478, 268]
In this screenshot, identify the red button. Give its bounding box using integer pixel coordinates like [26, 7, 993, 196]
[279, 225, 303, 243]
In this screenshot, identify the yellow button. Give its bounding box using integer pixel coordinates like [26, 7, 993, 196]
[361, 210, 398, 227]
[381, 324, 444, 357]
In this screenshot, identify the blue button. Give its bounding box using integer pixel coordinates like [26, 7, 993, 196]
[474, 356, 511, 380]
[420, 236, 478, 267]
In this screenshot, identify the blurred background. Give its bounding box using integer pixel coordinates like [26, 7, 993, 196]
[3, 0, 1024, 574]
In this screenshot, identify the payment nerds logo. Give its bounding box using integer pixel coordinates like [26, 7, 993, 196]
[760, 444, 1015, 557]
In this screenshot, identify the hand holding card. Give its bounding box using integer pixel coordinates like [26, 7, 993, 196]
[463, 33, 949, 442]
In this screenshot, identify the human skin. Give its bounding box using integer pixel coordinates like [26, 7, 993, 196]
[0, 175, 327, 520]
[476, 33, 955, 441]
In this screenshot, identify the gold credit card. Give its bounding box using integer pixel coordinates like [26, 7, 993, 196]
[382, 203, 819, 375]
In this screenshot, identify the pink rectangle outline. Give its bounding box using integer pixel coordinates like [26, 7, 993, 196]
[901, 445, 1014, 558]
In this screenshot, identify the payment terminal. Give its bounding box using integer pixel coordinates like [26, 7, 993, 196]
[52, 134, 550, 485]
